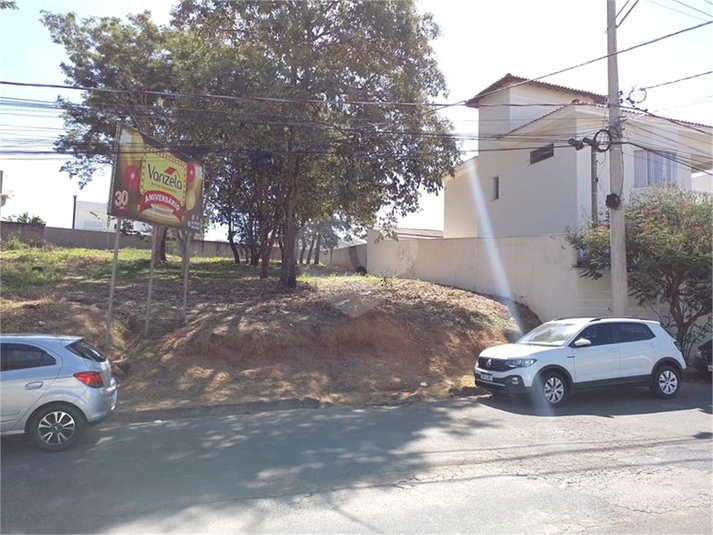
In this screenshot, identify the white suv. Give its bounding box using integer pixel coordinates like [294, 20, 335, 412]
[474, 317, 685, 407]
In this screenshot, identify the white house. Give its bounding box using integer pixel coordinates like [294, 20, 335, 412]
[73, 200, 151, 234]
[444, 74, 713, 239]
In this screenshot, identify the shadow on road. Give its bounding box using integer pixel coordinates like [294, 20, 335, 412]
[0, 401, 496, 533]
[478, 379, 713, 418]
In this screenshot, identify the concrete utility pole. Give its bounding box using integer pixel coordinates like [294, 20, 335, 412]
[607, 0, 628, 316]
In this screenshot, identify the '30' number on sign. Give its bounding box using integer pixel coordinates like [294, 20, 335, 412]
[114, 190, 129, 210]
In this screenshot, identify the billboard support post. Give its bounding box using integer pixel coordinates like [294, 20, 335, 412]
[144, 225, 158, 337]
[181, 232, 192, 326]
[104, 218, 122, 349]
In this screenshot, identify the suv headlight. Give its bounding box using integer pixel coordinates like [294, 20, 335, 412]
[505, 358, 538, 368]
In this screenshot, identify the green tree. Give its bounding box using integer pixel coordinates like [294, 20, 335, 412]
[10, 212, 46, 225]
[0, 1, 18, 10]
[172, 0, 460, 287]
[568, 188, 712, 356]
[41, 10, 213, 264]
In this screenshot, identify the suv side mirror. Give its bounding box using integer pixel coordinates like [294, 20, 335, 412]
[573, 338, 592, 348]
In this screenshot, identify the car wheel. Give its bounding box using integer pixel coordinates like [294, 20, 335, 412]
[651, 365, 681, 399]
[28, 403, 86, 452]
[534, 371, 568, 407]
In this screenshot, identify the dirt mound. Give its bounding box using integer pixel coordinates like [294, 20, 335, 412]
[0, 299, 126, 348]
[118, 278, 538, 410]
[0, 248, 539, 410]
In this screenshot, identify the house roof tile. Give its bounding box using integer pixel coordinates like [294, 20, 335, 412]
[466, 73, 608, 107]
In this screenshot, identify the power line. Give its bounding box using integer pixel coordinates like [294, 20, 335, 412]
[0, 80, 453, 110]
[624, 104, 712, 135]
[474, 19, 712, 102]
[626, 140, 712, 175]
[617, 0, 641, 27]
[641, 70, 713, 90]
[671, 0, 713, 19]
[644, 0, 712, 22]
[624, 120, 712, 156]
[652, 93, 713, 113]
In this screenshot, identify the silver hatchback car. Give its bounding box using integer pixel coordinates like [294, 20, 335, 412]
[1, 334, 118, 451]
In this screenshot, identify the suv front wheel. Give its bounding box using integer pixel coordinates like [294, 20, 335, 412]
[533, 371, 568, 407]
[651, 364, 681, 399]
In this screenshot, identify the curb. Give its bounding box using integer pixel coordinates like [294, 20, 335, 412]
[111, 397, 319, 424]
[110, 390, 487, 424]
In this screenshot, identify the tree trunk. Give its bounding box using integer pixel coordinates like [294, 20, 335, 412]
[227, 222, 240, 264]
[278, 239, 284, 262]
[298, 235, 307, 265]
[260, 229, 276, 280]
[249, 243, 259, 266]
[306, 234, 316, 265]
[280, 196, 298, 287]
[313, 233, 321, 265]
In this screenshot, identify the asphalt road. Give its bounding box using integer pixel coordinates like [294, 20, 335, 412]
[2, 380, 712, 534]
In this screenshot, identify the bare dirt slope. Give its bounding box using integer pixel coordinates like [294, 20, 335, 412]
[1, 250, 539, 410]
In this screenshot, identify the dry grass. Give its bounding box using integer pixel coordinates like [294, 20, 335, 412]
[1, 246, 539, 410]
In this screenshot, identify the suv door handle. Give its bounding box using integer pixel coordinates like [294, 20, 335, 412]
[24, 381, 43, 390]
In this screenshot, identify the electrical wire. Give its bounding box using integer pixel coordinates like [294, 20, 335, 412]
[471, 19, 712, 102]
[617, 0, 641, 27]
[644, 0, 713, 22]
[652, 93, 713, 113]
[641, 70, 713, 90]
[3, 17, 711, 114]
[671, 0, 713, 19]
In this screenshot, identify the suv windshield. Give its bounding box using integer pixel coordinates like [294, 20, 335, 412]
[517, 322, 582, 346]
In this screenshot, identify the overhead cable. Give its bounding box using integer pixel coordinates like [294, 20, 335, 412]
[473, 20, 712, 102]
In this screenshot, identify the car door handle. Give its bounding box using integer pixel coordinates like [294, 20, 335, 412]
[24, 381, 43, 390]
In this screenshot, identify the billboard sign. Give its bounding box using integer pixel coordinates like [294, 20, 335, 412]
[108, 125, 203, 231]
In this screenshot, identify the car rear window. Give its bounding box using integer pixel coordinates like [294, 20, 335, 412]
[66, 340, 107, 362]
[614, 323, 655, 343]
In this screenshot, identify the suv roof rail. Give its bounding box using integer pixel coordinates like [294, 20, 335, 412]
[550, 316, 598, 322]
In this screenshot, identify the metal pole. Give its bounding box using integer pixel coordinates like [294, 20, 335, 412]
[607, 0, 628, 316]
[104, 218, 122, 348]
[144, 225, 158, 337]
[72, 195, 77, 229]
[591, 147, 598, 224]
[181, 233, 191, 326]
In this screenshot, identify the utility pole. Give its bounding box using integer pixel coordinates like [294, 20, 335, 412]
[607, 0, 628, 316]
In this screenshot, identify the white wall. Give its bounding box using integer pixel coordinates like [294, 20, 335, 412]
[443, 157, 479, 238]
[450, 138, 580, 238]
[357, 233, 659, 324]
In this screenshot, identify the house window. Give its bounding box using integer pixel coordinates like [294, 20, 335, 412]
[492, 176, 500, 200]
[529, 144, 554, 165]
[634, 149, 676, 187]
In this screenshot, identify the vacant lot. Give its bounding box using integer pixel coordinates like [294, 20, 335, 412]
[0, 245, 538, 410]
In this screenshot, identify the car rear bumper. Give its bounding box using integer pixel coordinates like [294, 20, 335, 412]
[76, 377, 118, 423]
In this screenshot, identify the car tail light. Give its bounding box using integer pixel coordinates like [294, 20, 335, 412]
[73, 371, 104, 388]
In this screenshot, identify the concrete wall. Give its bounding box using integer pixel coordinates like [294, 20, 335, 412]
[37, 227, 235, 257]
[0, 221, 45, 245]
[334, 233, 659, 323]
[329, 244, 366, 271]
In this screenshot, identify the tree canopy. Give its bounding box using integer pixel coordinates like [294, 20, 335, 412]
[568, 187, 712, 355]
[42, 1, 460, 285]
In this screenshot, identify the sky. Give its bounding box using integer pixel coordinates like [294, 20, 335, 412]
[1, 0, 711, 239]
